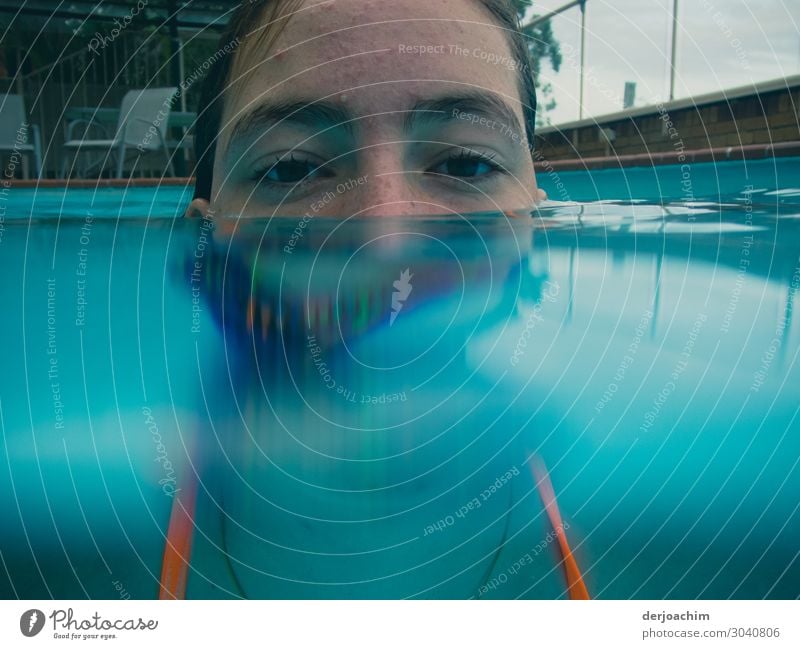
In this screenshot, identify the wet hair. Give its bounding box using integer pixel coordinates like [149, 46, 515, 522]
[192, 0, 537, 200]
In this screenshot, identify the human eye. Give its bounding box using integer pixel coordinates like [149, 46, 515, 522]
[252, 152, 334, 186]
[427, 149, 503, 180]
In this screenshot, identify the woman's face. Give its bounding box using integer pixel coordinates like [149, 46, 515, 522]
[208, 0, 541, 218]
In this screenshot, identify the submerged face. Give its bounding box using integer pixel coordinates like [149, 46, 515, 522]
[209, 0, 540, 217]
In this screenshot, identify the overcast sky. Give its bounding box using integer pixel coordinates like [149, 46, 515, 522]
[529, 0, 800, 124]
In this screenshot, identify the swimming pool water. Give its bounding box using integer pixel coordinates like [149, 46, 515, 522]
[1, 158, 798, 599]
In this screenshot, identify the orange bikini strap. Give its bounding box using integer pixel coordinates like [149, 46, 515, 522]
[158, 472, 198, 600]
[157, 458, 586, 600]
[529, 456, 590, 600]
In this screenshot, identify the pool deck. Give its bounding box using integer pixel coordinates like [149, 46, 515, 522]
[535, 140, 800, 171]
[6, 140, 800, 188]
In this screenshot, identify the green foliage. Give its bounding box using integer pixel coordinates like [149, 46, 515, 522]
[511, 0, 563, 124]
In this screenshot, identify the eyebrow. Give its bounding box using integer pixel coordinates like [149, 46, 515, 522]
[224, 91, 525, 155]
[225, 99, 354, 154]
[403, 92, 524, 141]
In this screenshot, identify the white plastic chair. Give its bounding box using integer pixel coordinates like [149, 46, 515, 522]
[0, 94, 42, 178]
[61, 87, 178, 179]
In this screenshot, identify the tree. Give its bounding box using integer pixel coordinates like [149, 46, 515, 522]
[511, 0, 563, 126]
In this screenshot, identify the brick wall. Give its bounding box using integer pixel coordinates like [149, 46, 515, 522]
[534, 79, 800, 163]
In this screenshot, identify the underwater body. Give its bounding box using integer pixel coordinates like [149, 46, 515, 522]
[1, 158, 799, 598]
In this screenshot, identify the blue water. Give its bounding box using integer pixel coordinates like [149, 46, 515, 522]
[1, 158, 798, 599]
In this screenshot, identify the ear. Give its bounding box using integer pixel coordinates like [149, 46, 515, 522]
[185, 198, 211, 219]
[531, 170, 547, 204]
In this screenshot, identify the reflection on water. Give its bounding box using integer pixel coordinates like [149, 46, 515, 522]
[1, 192, 798, 598]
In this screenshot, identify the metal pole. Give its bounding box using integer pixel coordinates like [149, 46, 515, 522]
[166, 0, 182, 90]
[669, 0, 679, 100]
[579, 0, 586, 119]
[15, 48, 24, 95]
[177, 32, 189, 171]
[178, 33, 187, 112]
[523, 0, 585, 29]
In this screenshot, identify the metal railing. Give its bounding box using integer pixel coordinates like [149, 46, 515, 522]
[524, 0, 588, 118]
[15, 31, 178, 177]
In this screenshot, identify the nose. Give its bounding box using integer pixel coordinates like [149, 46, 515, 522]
[349, 180, 439, 217]
[332, 148, 440, 217]
[339, 175, 436, 217]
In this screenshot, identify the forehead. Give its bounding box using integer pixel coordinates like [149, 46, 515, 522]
[223, 0, 522, 122]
